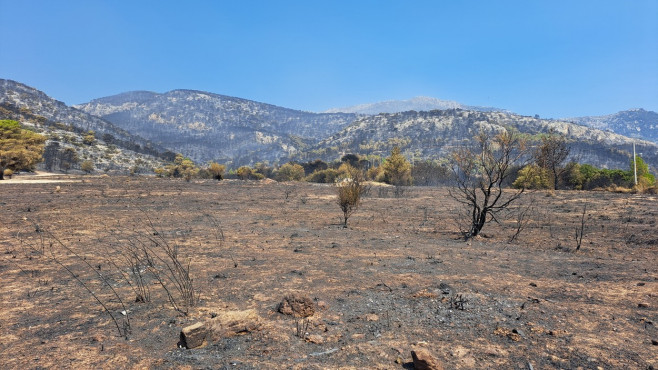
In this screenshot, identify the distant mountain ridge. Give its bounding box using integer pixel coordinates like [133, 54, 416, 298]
[296, 109, 658, 170]
[75, 89, 358, 165]
[324, 96, 509, 115]
[567, 109, 658, 144]
[2, 78, 656, 173]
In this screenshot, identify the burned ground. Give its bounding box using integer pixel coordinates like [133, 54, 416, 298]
[1, 176, 656, 369]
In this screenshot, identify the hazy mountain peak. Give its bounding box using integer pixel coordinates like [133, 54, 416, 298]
[324, 96, 507, 115]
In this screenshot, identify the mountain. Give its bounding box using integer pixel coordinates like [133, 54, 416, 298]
[296, 109, 658, 171]
[75, 90, 358, 165]
[567, 109, 658, 145]
[0, 79, 167, 173]
[324, 96, 509, 115]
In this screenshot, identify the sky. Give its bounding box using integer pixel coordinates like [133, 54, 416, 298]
[1, 0, 656, 118]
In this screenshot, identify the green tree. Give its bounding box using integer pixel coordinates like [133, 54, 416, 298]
[155, 154, 199, 181]
[512, 164, 551, 189]
[0, 120, 46, 180]
[382, 146, 412, 196]
[275, 163, 305, 182]
[534, 131, 570, 190]
[236, 166, 252, 180]
[207, 162, 226, 180]
[632, 155, 655, 188]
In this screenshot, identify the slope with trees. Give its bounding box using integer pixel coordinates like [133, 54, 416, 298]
[0, 119, 46, 179]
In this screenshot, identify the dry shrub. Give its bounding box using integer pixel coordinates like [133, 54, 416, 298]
[643, 186, 658, 194]
[606, 185, 634, 194]
[335, 165, 367, 227]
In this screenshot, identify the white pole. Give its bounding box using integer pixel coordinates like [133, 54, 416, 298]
[633, 142, 637, 186]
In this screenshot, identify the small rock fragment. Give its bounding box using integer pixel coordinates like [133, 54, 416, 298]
[411, 348, 444, 370]
[638, 302, 650, 308]
[306, 334, 324, 344]
[651, 339, 658, 346]
[365, 314, 379, 322]
[180, 322, 207, 349]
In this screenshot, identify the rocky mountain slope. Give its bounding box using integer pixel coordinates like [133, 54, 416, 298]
[324, 96, 509, 115]
[0, 79, 167, 173]
[75, 90, 357, 165]
[4, 79, 656, 173]
[301, 109, 658, 170]
[567, 109, 658, 144]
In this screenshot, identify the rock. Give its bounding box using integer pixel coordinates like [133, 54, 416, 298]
[638, 302, 650, 308]
[365, 314, 379, 322]
[439, 282, 454, 295]
[411, 348, 444, 370]
[651, 339, 658, 346]
[209, 309, 261, 340]
[306, 334, 324, 344]
[180, 322, 207, 349]
[277, 294, 315, 317]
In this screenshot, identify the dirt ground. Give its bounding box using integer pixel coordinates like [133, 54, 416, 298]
[1, 176, 656, 369]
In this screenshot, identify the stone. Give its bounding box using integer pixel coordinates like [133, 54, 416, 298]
[411, 348, 444, 370]
[277, 294, 315, 317]
[306, 334, 324, 344]
[180, 322, 207, 349]
[209, 309, 261, 340]
[638, 302, 650, 308]
[365, 314, 379, 322]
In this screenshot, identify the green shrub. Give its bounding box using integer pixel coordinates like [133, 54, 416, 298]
[275, 163, 305, 182]
[513, 165, 551, 189]
[306, 168, 339, 183]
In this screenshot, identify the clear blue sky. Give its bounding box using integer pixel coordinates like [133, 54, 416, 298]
[1, 0, 656, 118]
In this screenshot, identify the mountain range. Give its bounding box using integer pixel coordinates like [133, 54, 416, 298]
[567, 109, 658, 144]
[75, 90, 356, 165]
[1, 78, 656, 172]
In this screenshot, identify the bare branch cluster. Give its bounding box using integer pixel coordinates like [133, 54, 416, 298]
[450, 130, 529, 239]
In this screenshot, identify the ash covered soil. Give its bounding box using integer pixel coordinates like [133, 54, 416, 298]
[0, 176, 656, 369]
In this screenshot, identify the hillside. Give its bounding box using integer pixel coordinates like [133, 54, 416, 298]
[75, 90, 358, 166]
[0, 79, 167, 173]
[324, 96, 509, 114]
[300, 109, 658, 170]
[567, 109, 658, 144]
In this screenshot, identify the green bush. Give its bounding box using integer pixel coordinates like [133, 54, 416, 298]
[275, 163, 305, 182]
[306, 168, 339, 183]
[513, 165, 551, 189]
